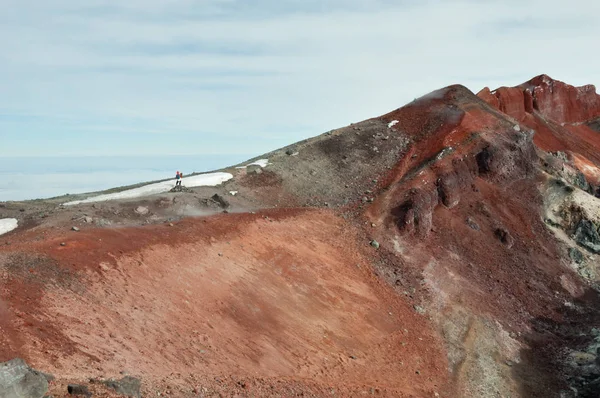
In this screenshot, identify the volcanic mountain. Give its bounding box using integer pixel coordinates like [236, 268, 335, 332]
[1, 75, 599, 398]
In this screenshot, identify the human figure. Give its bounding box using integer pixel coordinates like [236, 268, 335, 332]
[175, 171, 181, 187]
[179, 172, 184, 186]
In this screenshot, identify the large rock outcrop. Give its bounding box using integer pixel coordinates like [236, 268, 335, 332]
[478, 74, 600, 124]
[0, 359, 49, 398]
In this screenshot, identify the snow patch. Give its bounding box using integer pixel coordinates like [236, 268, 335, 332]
[235, 159, 270, 169]
[64, 172, 233, 206]
[388, 120, 399, 128]
[229, 191, 238, 196]
[0, 218, 18, 236]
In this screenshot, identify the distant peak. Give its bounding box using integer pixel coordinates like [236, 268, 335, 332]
[526, 74, 555, 86]
[478, 75, 600, 124]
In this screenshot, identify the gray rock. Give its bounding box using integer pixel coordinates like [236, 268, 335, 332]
[413, 305, 426, 315]
[103, 376, 141, 398]
[95, 219, 111, 227]
[370, 240, 380, 249]
[574, 220, 600, 254]
[0, 358, 49, 398]
[247, 165, 263, 174]
[134, 206, 149, 215]
[71, 226, 80, 232]
[569, 247, 584, 264]
[83, 216, 93, 223]
[466, 217, 480, 231]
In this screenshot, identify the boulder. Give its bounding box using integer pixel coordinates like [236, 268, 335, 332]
[573, 219, 600, 254]
[569, 247, 584, 264]
[103, 376, 141, 398]
[0, 358, 49, 398]
[134, 206, 149, 215]
[67, 384, 90, 396]
[494, 228, 515, 248]
[211, 194, 230, 209]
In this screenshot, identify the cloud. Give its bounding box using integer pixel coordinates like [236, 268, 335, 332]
[0, 0, 599, 156]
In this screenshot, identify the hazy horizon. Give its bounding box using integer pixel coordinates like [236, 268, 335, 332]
[0, 153, 254, 201]
[2, 0, 600, 158]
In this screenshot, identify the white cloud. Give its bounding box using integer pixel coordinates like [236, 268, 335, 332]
[0, 0, 599, 156]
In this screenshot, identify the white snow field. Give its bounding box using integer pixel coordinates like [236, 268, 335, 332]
[235, 159, 269, 169]
[64, 172, 233, 206]
[0, 218, 18, 236]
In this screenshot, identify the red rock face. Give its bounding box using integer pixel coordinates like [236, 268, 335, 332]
[477, 74, 600, 124]
[477, 75, 600, 168]
[522, 75, 600, 123]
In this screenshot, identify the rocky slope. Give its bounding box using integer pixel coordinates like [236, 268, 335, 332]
[1, 75, 600, 397]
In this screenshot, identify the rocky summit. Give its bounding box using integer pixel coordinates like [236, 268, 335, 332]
[1, 75, 600, 397]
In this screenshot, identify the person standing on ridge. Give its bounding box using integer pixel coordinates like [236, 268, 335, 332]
[175, 171, 181, 187]
[179, 171, 184, 186]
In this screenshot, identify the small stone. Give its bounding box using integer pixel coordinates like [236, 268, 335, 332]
[413, 305, 426, 314]
[71, 226, 80, 232]
[168, 223, 174, 227]
[466, 217, 480, 231]
[60, 242, 66, 247]
[371, 223, 376, 227]
[349, 355, 357, 360]
[67, 384, 90, 396]
[370, 240, 380, 249]
[84, 216, 93, 223]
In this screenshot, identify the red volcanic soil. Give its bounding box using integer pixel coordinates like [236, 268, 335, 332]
[0, 210, 448, 397]
[2, 75, 600, 397]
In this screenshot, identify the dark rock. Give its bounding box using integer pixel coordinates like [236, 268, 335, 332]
[67, 384, 90, 396]
[211, 194, 230, 209]
[494, 228, 515, 248]
[392, 187, 438, 238]
[476, 146, 493, 174]
[285, 148, 295, 155]
[103, 376, 141, 398]
[0, 358, 49, 398]
[169, 185, 192, 193]
[572, 171, 591, 192]
[569, 247, 585, 264]
[573, 219, 600, 254]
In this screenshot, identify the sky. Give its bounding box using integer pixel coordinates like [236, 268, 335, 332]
[1, 0, 599, 158]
